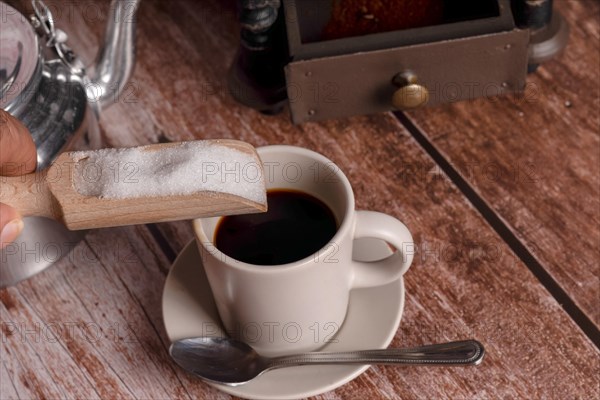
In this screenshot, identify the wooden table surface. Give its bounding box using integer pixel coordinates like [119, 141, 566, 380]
[1, 1, 599, 399]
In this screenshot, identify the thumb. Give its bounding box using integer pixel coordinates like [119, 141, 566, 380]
[0, 203, 24, 249]
[0, 109, 36, 248]
[0, 109, 37, 175]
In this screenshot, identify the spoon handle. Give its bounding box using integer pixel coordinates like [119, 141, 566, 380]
[269, 340, 484, 369]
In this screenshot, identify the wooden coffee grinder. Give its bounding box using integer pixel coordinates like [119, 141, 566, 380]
[228, 0, 568, 124]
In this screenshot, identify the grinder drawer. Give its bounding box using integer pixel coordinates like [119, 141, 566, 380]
[285, 28, 529, 124]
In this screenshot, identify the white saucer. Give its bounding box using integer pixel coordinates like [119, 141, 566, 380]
[162, 238, 405, 400]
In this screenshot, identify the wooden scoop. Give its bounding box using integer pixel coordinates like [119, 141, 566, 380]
[0, 140, 267, 230]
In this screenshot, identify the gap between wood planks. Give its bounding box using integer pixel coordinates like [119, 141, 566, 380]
[146, 224, 178, 264]
[393, 111, 600, 350]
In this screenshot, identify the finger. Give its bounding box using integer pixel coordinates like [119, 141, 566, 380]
[0, 203, 23, 249]
[0, 109, 37, 176]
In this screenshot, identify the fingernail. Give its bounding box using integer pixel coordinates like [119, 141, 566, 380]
[0, 219, 24, 244]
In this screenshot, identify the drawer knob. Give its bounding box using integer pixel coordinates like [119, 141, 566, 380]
[392, 72, 429, 110]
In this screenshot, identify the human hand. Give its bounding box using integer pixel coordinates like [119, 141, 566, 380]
[0, 109, 37, 249]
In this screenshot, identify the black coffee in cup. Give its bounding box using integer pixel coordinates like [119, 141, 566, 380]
[215, 189, 338, 265]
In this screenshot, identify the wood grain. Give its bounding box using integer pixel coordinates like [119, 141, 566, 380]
[1, 1, 598, 400]
[404, 0, 600, 327]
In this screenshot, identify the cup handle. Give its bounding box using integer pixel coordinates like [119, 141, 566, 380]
[350, 210, 414, 289]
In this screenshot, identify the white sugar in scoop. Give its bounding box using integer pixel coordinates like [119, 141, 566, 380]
[0, 140, 267, 230]
[72, 141, 266, 203]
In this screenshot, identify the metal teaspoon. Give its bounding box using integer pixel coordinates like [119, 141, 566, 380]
[169, 336, 485, 386]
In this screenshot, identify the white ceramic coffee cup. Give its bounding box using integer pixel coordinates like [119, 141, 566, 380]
[193, 145, 413, 356]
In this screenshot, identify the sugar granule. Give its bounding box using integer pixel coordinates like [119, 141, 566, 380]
[71, 141, 266, 204]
